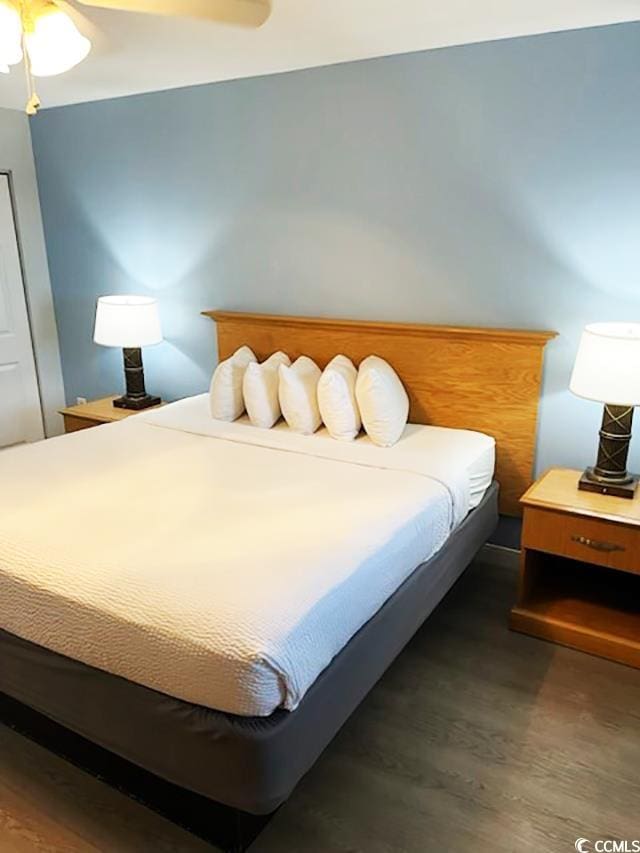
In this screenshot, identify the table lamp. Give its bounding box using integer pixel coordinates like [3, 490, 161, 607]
[94, 295, 163, 410]
[570, 322, 640, 498]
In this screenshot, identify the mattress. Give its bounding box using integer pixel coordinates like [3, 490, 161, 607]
[0, 483, 499, 815]
[0, 394, 494, 718]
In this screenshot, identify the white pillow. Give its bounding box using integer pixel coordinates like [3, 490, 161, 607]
[279, 356, 322, 435]
[209, 345, 256, 421]
[243, 351, 291, 428]
[317, 355, 361, 441]
[356, 355, 409, 447]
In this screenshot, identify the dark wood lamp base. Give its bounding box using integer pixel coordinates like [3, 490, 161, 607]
[113, 346, 161, 411]
[578, 468, 639, 500]
[113, 394, 162, 411]
[579, 403, 638, 499]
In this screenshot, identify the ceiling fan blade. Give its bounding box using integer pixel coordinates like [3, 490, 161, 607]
[75, 0, 271, 27]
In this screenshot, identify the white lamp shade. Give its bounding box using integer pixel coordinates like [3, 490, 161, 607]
[25, 5, 91, 78]
[0, 2, 23, 68]
[94, 295, 162, 348]
[570, 323, 640, 406]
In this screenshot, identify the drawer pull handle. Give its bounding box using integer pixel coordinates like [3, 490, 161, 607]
[571, 535, 625, 553]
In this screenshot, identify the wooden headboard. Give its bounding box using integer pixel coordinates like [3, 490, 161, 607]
[203, 311, 556, 516]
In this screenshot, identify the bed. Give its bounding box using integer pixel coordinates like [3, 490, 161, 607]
[0, 311, 555, 850]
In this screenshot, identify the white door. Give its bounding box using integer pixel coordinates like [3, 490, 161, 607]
[0, 174, 44, 448]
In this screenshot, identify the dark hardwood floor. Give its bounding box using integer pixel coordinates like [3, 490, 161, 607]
[1, 554, 639, 852]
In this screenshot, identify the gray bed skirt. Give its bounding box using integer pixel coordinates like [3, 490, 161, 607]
[0, 483, 498, 815]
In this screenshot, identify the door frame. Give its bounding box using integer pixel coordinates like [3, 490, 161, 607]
[0, 169, 45, 442]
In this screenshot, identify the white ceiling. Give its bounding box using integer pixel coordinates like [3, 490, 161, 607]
[1, 0, 639, 111]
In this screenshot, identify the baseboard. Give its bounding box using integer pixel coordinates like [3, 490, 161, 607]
[479, 543, 520, 570]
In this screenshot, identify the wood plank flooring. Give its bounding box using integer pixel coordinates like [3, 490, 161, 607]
[1, 555, 639, 852]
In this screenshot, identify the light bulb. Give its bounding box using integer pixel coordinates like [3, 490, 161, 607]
[0, 1, 23, 68]
[25, 4, 91, 77]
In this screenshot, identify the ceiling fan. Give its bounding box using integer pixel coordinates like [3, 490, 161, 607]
[0, 0, 271, 114]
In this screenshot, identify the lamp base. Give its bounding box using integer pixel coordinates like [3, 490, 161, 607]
[578, 468, 639, 499]
[113, 394, 162, 411]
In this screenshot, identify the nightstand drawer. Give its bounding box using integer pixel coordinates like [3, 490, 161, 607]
[62, 415, 99, 433]
[522, 507, 640, 574]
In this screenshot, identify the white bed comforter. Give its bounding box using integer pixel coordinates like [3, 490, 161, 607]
[0, 395, 491, 716]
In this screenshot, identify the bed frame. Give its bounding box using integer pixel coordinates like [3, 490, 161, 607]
[203, 311, 556, 515]
[0, 312, 555, 852]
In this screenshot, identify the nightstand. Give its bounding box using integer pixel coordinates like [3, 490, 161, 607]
[59, 396, 164, 433]
[510, 467, 640, 668]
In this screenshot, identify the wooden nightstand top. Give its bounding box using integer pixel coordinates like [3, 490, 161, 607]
[521, 467, 640, 528]
[59, 396, 164, 424]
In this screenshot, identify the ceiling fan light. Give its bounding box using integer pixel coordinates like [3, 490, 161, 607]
[25, 5, 91, 78]
[0, 1, 23, 68]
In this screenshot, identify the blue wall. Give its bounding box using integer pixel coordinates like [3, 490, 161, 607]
[31, 22, 640, 477]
